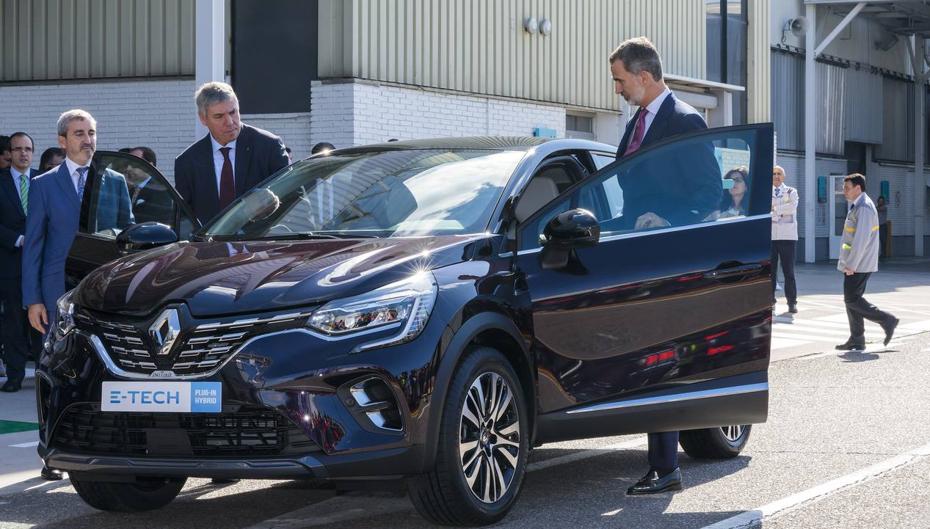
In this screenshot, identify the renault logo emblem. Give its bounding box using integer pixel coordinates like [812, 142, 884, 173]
[149, 308, 181, 356]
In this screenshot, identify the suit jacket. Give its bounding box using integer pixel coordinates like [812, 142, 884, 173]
[0, 168, 40, 280]
[615, 93, 722, 226]
[22, 164, 82, 315]
[174, 124, 289, 225]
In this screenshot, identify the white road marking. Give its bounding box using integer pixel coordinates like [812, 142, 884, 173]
[699, 441, 930, 529]
[526, 438, 646, 472]
[10, 441, 39, 448]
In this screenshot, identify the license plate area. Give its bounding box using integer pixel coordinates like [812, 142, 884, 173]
[101, 381, 222, 413]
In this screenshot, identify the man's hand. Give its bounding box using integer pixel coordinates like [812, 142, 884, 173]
[635, 212, 671, 230]
[844, 267, 855, 276]
[28, 304, 48, 334]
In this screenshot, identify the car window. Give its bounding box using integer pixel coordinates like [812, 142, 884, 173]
[519, 126, 764, 250]
[591, 153, 616, 170]
[204, 149, 526, 239]
[82, 165, 135, 239]
[84, 153, 197, 240]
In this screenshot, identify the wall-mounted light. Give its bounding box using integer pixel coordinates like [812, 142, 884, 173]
[539, 18, 552, 36]
[523, 16, 538, 34]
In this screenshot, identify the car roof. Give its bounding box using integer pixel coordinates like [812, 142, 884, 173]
[323, 136, 615, 156]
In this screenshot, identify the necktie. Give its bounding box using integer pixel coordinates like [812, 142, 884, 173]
[218, 147, 236, 208]
[623, 108, 649, 157]
[19, 173, 28, 213]
[76, 167, 88, 198]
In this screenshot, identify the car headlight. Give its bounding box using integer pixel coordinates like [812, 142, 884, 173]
[53, 289, 76, 339]
[308, 271, 438, 351]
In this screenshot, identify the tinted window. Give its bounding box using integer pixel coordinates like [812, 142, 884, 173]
[205, 149, 525, 239]
[520, 127, 763, 250]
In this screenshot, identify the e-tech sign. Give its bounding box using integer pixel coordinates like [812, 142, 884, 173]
[101, 381, 222, 413]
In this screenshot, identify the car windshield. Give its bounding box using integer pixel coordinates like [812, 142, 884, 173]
[202, 148, 526, 239]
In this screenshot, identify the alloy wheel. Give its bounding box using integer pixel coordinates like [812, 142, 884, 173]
[458, 371, 521, 504]
[721, 425, 745, 442]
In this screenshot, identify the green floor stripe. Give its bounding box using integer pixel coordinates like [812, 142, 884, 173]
[0, 420, 40, 434]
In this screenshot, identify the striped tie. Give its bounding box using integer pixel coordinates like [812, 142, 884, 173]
[76, 167, 88, 197]
[19, 173, 28, 214]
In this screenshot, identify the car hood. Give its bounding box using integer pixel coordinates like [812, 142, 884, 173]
[76, 235, 483, 317]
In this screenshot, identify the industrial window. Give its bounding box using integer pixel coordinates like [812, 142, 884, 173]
[566, 114, 595, 141]
[706, 0, 748, 124]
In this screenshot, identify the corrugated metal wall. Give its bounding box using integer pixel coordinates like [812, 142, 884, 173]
[874, 77, 916, 162]
[771, 50, 845, 155]
[0, 0, 195, 82]
[844, 65, 883, 144]
[747, 0, 770, 123]
[817, 61, 845, 156]
[320, 0, 707, 111]
[771, 50, 804, 151]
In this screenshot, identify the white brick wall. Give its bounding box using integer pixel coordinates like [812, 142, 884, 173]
[240, 112, 312, 162]
[0, 79, 195, 182]
[310, 80, 567, 148]
[0, 79, 315, 183]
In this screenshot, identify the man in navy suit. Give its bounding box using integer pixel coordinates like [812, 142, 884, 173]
[0, 132, 41, 392]
[610, 37, 721, 496]
[613, 38, 721, 232]
[23, 110, 133, 338]
[175, 82, 289, 226]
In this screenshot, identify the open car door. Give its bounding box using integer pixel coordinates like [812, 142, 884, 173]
[66, 151, 200, 288]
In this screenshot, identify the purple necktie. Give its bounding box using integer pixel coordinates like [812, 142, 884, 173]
[623, 109, 649, 157]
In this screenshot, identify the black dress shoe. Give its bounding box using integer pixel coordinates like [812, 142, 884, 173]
[0, 379, 22, 393]
[881, 317, 899, 346]
[626, 468, 682, 495]
[788, 304, 798, 314]
[835, 340, 865, 351]
[40, 466, 64, 481]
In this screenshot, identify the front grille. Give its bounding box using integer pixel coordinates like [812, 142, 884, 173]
[75, 308, 313, 377]
[51, 404, 319, 457]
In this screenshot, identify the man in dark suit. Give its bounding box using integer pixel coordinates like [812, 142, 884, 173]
[174, 82, 289, 225]
[24, 110, 133, 337]
[613, 38, 721, 232]
[0, 132, 41, 392]
[610, 37, 721, 496]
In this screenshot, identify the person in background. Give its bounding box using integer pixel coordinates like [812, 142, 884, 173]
[38, 147, 66, 173]
[129, 146, 157, 167]
[0, 132, 41, 393]
[772, 165, 799, 313]
[876, 195, 888, 259]
[0, 136, 11, 171]
[311, 142, 335, 155]
[718, 167, 748, 219]
[835, 173, 898, 351]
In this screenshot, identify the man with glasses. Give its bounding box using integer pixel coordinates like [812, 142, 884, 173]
[772, 165, 799, 313]
[0, 133, 41, 392]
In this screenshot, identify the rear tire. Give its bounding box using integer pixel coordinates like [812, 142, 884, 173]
[70, 474, 186, 512]
[408, 347, 528, 526]
[679, 425, 752, 459]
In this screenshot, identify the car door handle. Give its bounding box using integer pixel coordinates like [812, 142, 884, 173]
[704, 263, 763, 280]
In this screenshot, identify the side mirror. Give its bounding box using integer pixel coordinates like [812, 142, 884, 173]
[116, 222, 178, 253]
[542, 208, 600, 249]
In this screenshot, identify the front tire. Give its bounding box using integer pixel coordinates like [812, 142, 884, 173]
[408, 347, 528, 526]
[70, 474, 186, 512]
[679, 425, 752, 459]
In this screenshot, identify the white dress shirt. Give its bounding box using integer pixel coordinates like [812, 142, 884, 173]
[64, 157, 90, 196]
[638, 87, 672, 138]
[210, 136, 237, 194]
[10, 168, 30, 248]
